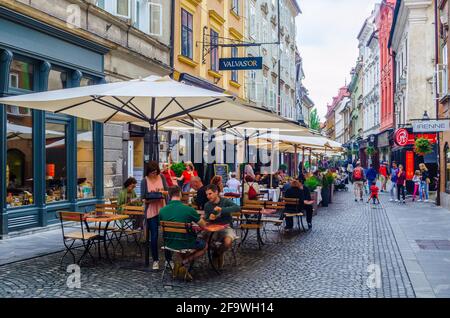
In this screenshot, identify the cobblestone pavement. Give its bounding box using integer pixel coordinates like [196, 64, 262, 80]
[0, 190, 415, 298]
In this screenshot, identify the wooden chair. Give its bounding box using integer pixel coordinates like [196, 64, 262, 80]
[283, 198, 306, 231]
[57, 211, 99, 266]
[261, 201, 285, 242]
[88, 204, 119, 232]
[160, 221, 197, 282]
[239, 206, 264, 250]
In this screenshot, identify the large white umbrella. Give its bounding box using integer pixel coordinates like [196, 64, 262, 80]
[0, 75, 310, 160]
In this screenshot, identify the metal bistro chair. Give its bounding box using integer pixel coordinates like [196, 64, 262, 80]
[283, 198, 306, 232]
[88, 204, 123, 256]
[57, 211, 99, 266]
[160, 221, 197, 283]
[239, 205, 264, 250]
[262, 201, 285, 243]
[116, 205, 145, 257]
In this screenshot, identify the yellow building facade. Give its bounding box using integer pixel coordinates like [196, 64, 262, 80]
[173, 0, 245, 98]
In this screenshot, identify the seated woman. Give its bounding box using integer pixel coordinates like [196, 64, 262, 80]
[118, 177, 138, 209]
[210, 175, 224, 194]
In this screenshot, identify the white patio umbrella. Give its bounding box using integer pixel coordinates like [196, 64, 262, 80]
[0, 75, 310, 161]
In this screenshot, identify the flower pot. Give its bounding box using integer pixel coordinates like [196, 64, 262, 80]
[321, 186, 330, 207]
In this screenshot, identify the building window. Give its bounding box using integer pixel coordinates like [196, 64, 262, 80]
[48, 69, 68, 91]
[96, 0, 105, 9]
[232, 0, 239, 15]
[149, 1, 162, 36]
[6, 108, 34, 208]
[117, 0, 131, 18]
[231, 46, 238, 82]
[181, 9, 193, 59]
[210, 29, 219, 72]
[80, 77, 96, 87]
[77, 118, 94, 199]
[9, 59, 34, 91]
[132, 0, 140, 28]
[45, 122, 67, 203]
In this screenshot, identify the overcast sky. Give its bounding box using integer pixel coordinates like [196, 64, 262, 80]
[296, 0, 379, 121]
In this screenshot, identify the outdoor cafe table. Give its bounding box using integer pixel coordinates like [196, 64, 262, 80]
[192, 223, 229, 274]
[84, 214, 129, 262]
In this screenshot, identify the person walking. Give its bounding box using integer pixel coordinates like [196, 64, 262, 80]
[396, 164, 406, 204]
[366, 164, 378, 191]
[412, 170, 422, 202]
[419, 163, 430, 202]
[389, 162, 399, 202]
[352, 162, 365, 202]
[379, 162, 388, 192]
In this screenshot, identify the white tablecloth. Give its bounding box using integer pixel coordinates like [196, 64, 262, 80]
[315, 187, 322, 204]
[262, 188, 280, 202]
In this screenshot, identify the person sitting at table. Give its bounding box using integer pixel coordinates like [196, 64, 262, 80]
[210, 175, 224, 193]
[243, 175, 260, 203]
[204, 184, 241, 269]
[190, 177, 208, 210]
[117, 177, 138, 209]
[283, 179, 314, 231]
[159, 186, 208, 280]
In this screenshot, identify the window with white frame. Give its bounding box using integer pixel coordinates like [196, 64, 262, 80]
[249, 2, 256, 40]
[263, 77, 268, 107]
[116, 0, 131, 18]
[96, 0, 105, 9]
[132, 0, 140, 28]
[148, 1, 162, 36]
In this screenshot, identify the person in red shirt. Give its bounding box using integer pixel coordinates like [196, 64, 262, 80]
[379, 162, 388, 192]
[177, 161, 198, 192]
[367, 181, 380, 204]
[396, 164, 407, 204]
[161, 163, 177, 187]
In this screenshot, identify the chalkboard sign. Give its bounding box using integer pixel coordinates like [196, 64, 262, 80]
[214, 164, 229, 185]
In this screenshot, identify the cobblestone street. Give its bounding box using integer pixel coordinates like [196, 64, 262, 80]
[0, 188, 420, 298]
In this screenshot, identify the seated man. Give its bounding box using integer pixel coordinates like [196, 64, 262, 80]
[159, 186, 208, 278]
[204, 184, 241, 269]
[190, 176, 208, 210]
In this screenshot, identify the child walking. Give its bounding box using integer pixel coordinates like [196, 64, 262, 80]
[412, 170, 421, 202]
[367, 181, 380, 204]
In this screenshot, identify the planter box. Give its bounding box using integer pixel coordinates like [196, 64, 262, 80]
[330, 184, 334, 203]
[312, 190, 319, 216]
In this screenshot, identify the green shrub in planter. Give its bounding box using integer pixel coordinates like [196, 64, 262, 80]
[322, 172, 335, 188]
[305, 176, 320, 192]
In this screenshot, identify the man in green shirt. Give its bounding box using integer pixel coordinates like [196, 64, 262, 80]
[204, 184, 241, 268]
[159, 186, 207, 267]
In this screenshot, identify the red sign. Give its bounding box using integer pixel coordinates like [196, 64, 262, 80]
[394, 129, 437, 147]
[395, 129, 409, 146]
[406, 151, 415, 181]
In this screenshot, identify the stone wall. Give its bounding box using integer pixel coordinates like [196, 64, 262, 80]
[103, 123, 124, 199]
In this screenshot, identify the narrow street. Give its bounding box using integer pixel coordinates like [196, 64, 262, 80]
[3, 187, 450, 298]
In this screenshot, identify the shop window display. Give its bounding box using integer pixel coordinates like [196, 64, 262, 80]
[77, 118, 94, 199]
[6, 107, 34, 207]
[45, 122, 67, 203]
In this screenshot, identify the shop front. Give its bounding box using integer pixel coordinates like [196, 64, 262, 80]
[392, 128, 438, 194]
[377, 129, 393, 164]
[0, 8, 108, 236]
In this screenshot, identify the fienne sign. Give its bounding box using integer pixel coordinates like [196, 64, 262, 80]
[413, 120, 450, 133]
[219, 57, 263, 71]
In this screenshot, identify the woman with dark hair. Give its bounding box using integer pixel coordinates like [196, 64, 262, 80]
[140, 161, 168, 270]
[118, 177, 138, 208]
[210, 175, 224, 193]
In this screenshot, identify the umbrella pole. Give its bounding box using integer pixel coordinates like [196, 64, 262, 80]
[294, 145, 298, 178]
[301, 147, 305, 176]
[309, 148, 312, 173]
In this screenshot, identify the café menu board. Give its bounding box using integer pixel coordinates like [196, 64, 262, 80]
[214, 164, 229, 185]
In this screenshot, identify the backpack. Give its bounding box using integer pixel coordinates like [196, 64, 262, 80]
[247, 182, 257, 200]
[353, 168, 363, 181]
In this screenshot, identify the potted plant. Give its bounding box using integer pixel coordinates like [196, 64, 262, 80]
[171, 162, 186, 177]
[320, 172, 335, 207]
[414, 137, 433, 156]
[305, 176, 320, 213]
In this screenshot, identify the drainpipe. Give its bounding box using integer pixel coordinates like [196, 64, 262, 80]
[170, 0, 175, 70]
[434, 0, 441, 206]
[277, 0, 281, 115]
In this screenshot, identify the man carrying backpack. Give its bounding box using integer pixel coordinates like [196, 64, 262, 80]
[352, 162, 365, 202]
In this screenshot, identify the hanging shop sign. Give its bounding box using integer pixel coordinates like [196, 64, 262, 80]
[219, 57, 263, 71]
[412, 120, 450, 133]
[406, 151, 415, 181]
[394, 129, 437, 147]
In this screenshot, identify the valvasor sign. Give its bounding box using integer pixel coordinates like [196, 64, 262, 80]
[219, 57, 263, 71]
[412, 120, 450, 133]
